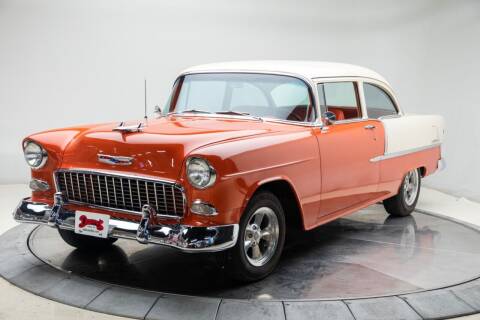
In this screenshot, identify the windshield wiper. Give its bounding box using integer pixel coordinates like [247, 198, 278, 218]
[169, 108, 212, 115]
[215, 110, 262, 121]
[180, 108, 212, 114]
[215, 111, 250, 116]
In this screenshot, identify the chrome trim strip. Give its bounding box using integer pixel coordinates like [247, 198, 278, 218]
[370, 143, 441, 162]
[222, 157, 315, 179]
[13, 198, 238, 252]
[168, 113, 323, 128]
[54, 168, 177, 185]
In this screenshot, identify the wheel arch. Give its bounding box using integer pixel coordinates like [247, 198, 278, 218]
[243, 177, 305, 232]
[419, 166, 427, 177]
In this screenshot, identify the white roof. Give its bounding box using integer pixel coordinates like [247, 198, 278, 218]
[182, 60, 389, 84]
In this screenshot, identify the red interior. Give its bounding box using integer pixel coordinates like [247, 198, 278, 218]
[328, 106, 361, 120]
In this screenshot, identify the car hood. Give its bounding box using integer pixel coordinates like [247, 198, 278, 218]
[60, 116, 278, 181]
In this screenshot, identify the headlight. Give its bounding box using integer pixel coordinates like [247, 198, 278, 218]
[186, 157, 216, 189]
[23, 141, 48, 169]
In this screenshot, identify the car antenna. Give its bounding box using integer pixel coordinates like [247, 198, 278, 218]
[144, 78, 148, 123]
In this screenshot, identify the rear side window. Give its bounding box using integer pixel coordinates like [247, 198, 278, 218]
[364, 83, 398, 119]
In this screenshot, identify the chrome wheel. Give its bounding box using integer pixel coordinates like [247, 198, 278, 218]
[403, 169, 419, 206]
[243, 207, 280, 267]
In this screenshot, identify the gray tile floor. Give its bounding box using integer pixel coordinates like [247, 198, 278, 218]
[2, 209, 480, 319]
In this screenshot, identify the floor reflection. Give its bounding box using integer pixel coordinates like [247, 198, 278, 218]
[30, 205, 480, 299]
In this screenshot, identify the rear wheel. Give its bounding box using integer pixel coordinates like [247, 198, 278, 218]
[383, 168, 421, 217]
[58, 228, 117, 250]
[226, 191, 286, 282]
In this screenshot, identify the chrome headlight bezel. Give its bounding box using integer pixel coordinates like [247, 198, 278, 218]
[23, 140, 48, 170]
[186, 157, 217, 189]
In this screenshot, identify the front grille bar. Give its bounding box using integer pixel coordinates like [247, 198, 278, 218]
[55, 169, 185, 218]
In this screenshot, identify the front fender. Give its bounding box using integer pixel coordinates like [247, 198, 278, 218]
[179, 130, 321, 229]
[24, 127, 93, 204]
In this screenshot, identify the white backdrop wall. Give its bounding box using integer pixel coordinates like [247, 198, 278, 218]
[1, 0, 479, 200]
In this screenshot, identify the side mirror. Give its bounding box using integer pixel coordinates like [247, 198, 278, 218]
[324, 111, 336, 124]
[154, 105, 162, 117]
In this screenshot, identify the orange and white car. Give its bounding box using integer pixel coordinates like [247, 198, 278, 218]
[14, 61, 445, 281]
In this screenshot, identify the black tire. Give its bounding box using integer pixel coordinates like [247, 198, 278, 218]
[383, 168, 421, 217]
[226, 191, 286, 282]
[58, 228, 117, 250]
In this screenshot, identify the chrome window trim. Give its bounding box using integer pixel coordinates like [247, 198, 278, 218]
[313, 77, 365, 124]
[370, 143, 441, 162]
[53, 168, 186, 219]
[313, 76, 404, 121]
[168, 113, 323, 128]
[168, 112, 264, 122]
[175, 70, 322, 126]
[329, 118, 372, 125]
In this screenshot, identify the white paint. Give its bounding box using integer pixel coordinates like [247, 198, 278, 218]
[183, 61, 389, 84]
[381, 114, 445, 155]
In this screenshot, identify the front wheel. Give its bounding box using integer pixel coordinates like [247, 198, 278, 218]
[58, 228, 117, 250]
[383, 168, 421, 217]
[226, 191, 286, 282]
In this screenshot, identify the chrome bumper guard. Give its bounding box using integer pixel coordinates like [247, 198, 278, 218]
[13, 193, 238, 252]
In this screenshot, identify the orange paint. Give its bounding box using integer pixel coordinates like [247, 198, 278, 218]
[25, 115, 441, 230]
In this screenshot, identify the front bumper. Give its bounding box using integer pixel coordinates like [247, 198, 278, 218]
[13, 195, 238, 252]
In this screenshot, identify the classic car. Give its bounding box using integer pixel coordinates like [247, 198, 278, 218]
[14, 61, 445, 281]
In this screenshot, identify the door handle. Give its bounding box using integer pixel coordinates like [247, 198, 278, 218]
[364, 125, 376, 130]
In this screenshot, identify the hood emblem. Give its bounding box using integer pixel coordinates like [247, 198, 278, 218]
[113, 122, 143, 133]
[97, 154, 133, 166]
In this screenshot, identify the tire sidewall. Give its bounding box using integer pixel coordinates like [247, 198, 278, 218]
[229, 192, 286, 281]
[400, 169, 421, 212]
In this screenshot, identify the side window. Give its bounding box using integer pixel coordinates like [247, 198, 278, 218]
[364, 83, 398, 119]
[317, 82, 361, 121]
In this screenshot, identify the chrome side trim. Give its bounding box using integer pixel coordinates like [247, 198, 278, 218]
[370, 143, 441, 162]
[13, 197, 238, 253]
[222, 157, 315, 179]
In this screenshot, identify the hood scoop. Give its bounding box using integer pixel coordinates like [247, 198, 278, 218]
[113, 122, 143, 133]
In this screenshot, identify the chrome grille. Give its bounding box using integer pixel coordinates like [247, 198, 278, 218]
[55, 169, 185, 217]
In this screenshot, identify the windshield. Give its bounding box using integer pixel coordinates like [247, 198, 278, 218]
[167, 73, 315, 122]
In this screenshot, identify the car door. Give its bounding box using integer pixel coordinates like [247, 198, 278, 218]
[314, 81, 385, 218]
